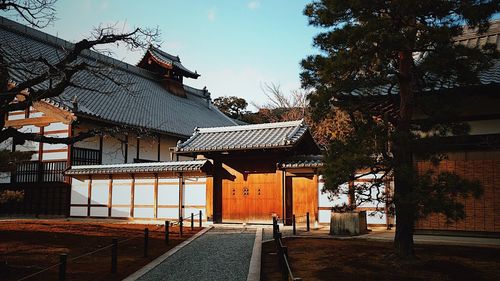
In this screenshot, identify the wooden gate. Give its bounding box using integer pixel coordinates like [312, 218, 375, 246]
[222, 172, 281, 223]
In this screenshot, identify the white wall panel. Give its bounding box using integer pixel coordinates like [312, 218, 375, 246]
[184, 184, 206, 206]
[102, 135, 125, 164]
[71, 179, 89, 204]
[90, 179, 109, 205]
[44, 122, 68, 132]
[319, 182, 349, 207]
[138, 136, 157, 161]
[158, 183, 179, 205]
[318, 210, 331, 223]
[183, 207, 205, 219]
[70, 206, 87, 216]
[111, 179, 132, 205]
[42, 151, 67, 160]
[134, 207, 154, 218]
[111, 207, 130, 217]
[158, 207, 179, 219]
[90, 207, 108, 217]
[134, 179, 155, 205]
[366, 211, 386, 225]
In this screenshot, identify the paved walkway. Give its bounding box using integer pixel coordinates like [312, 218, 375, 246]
[137, 227, 256, 281]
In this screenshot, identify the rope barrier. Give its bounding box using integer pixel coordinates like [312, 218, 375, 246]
[16, 223, 165, 281]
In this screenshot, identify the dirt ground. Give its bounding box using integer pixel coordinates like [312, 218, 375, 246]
[261, 238, 500, 281]
[0, 219, 202, 281]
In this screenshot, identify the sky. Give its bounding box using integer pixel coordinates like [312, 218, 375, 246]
[26, 0, 320, 110]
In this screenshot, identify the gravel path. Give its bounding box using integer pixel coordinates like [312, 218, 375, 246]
[137, 228, 255, 281]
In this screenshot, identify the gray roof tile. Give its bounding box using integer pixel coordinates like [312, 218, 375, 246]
[0, 16, 236, 137]
[279, 155, 323, 169]
[176, 120, 314, 153]
[65, 160, 211, 175]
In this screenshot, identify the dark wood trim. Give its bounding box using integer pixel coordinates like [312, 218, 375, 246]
[124, 135, 128, 163]
[157, 135, 161, 161]
[136, 137, 140, 160]
[38, 126, 44, 161]
[98, 135, 103, 164]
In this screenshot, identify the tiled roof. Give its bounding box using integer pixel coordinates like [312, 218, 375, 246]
[148, 46, 199, 78]
[0, 16, 236, 137]
[176, 120, 316, 153]
[279, 155, 323, 169]
[65, 160, 211, 175]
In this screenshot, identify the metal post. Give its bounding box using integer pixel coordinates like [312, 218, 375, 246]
[59, 254, 67, 281]
[272, 216, 277, 239]
[292, 214, 296, 235]
[191, 212, 194, 231]
[144, 228, 149, 258]
[199, 210, 202, 227]
[165, 221, 169, 244]
[179, 217, 183, 237]
[111, 238, 117, 273]
[306, 212, 310, 232]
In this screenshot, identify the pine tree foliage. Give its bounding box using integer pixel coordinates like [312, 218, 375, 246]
[301, 0, 499, 257]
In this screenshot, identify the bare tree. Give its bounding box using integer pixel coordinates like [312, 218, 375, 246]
[0, 2, 160, 145]
[251, 82, 309, 122]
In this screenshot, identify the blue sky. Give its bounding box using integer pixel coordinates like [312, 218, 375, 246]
[34, 0, 319, 109]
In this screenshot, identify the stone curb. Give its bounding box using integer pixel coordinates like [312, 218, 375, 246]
[246, 228, 263, 281]
[123, 226, 214, 281]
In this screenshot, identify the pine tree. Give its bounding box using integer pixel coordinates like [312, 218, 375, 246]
[301, 1, 499, 258]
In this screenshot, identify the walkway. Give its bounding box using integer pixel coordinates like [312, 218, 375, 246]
[137, 227, 256, 281]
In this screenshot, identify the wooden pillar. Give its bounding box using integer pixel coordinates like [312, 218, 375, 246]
[38, 126, 44, 162]
[212, 159, 223, 223]
[130, 175, 135, 217]
[179, 174, 184, 219]
[87, 176, 92, 217]
[108, 176, 113, 217]
[154, 174, 158, 218]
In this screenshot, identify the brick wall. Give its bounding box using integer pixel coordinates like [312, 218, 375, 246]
[415, 159, 500, 233]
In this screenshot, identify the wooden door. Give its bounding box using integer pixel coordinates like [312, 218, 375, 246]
[288, 175, 318, 224]
[222, 172, 281, 223]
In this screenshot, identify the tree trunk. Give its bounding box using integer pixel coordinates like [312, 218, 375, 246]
[393, 50, 416, 258]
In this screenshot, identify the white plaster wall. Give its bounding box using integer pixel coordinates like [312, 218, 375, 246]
[111, 179, 132, 205]
[160, 137, 177, 161]
[102, 135, 126, 164]
[138, 136, 157, 161]
[90, 179, 109, 205]
[134, 179, 155, 205]
[71, 178, 89, 204]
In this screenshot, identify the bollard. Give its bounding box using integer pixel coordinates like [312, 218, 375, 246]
[179, 217, 183, 237]
[272, 216, 277, 239]
[199, 210, 202, 227]
[59, 254, 67, 281]
[165, 221, 170, 244]
[144, 228, 149, 258]
[293, 214, 296, 235]
[111, 238, 117, 273]
[191, 213, 194, 231]
[306, 212, 310, 232]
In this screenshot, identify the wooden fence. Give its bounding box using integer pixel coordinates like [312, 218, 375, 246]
[273, 217, 302, 281]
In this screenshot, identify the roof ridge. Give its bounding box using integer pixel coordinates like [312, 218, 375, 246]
[150, 45, 180, 62]
[0, 16, 160, 82]
[69, 160, 207, 170]
[197, 119, 304, 133]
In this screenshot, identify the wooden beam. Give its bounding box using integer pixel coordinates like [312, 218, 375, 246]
[87, 176, 92, 217]
[136, 137, 140, 161]
[98, 135, 103, 164]
[157, 135, 161, 161]
[5, 116, 60, 128]
[38, 126, 44, 161]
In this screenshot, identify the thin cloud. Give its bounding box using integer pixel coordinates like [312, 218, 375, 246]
[207, 7, 216, 22]
[247, 1, 260, 10]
